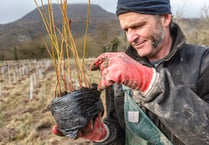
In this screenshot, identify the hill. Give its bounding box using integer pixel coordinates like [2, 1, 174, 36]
[0, 4, 124, 60]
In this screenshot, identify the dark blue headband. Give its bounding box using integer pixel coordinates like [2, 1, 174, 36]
[116, 0, 171, 16]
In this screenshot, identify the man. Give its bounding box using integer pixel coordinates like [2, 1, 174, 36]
[52, 0, 209, 144]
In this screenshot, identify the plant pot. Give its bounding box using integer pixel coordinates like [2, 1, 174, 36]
[50, 84, 104, 138]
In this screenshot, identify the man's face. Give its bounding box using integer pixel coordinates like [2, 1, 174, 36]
[119, 12, 166, 59]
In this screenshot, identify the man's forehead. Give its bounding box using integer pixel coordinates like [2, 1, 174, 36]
[119, 12, 149, 26]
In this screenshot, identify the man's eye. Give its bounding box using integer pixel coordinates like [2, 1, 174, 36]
[124, 28, 128, 32]
[132, 26, 138, 29]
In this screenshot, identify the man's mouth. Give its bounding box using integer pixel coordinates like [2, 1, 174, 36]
[132, 40, 146, 49]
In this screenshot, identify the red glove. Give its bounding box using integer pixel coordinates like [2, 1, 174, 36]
[52, 113, 108, 142]
[52, 125, 64, 137]
[90, 52, 157, 94]
[78, 112, 108, 142]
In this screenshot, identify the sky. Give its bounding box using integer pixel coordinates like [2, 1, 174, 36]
[0, 0, 209, 24]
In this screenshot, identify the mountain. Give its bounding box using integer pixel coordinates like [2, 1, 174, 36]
[0, 4, 124, 60]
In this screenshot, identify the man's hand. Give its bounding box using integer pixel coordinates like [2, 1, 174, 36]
[90, 52, 157, 94]
[52, 112, 108, 142]
[78, 112, 108, 141]
[52, 125, 64, 137]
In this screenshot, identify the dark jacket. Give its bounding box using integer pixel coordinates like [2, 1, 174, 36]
[95, 23, 209, 145]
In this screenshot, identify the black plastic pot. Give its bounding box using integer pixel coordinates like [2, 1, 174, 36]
[50, 84, 104, 138]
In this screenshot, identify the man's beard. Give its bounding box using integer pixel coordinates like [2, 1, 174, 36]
[130, 22, 165, 49]
[151, 23, 165, 48]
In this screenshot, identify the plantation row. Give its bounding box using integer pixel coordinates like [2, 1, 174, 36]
[0, 58, 100, 144]
[0, 59, 53, 98]
[0, 58, 97, 98]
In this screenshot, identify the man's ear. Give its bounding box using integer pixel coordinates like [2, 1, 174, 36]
[162, 14, 172, 27]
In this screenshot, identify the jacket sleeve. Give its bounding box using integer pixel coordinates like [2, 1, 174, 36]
[94, 84, 125, 145]
[138, 55, 209, 145]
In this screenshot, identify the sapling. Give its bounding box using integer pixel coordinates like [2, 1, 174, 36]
[34, 0, 104, 138]
[34, 0, 92, 96]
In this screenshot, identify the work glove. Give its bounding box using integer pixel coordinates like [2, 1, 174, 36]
[52, 125, 64, 136]
[52, 112, 108, 142]
[90, 52, 158, 95]
[77, 112, 108, 141]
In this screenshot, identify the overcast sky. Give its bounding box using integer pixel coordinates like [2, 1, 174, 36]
[0, 0, 209, 24]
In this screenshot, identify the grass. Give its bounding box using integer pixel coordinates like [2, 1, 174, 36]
[0, 59, 102, 145]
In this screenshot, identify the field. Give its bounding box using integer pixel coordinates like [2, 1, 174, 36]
[0, 59, 104, 145]
[1, 12, 209, 145]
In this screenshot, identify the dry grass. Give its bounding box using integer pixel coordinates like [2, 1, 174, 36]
[0, 59, 104, 145]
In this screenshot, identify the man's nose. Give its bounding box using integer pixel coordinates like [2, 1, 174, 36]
[126, 28, 138, 43]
